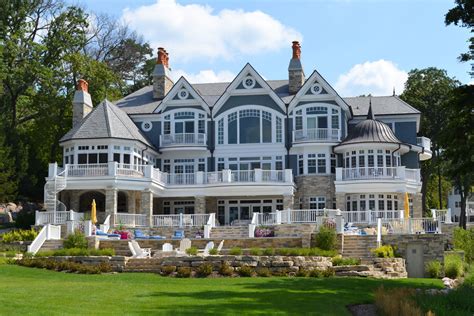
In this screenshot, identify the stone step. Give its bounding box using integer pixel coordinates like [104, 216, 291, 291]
[40, 240, 64, 251]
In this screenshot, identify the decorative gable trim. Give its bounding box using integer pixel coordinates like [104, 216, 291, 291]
[155, 76, 211, 115]
[288, 70, 352, 118]
[212, 63, 286, 115]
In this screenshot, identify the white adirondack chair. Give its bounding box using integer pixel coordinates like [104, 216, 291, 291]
[199, 241, 214, 256]
[130, 240, 151, 258]
[178, 238, 191, 255]
[216, 240, 224, 253]
[162, 243, 173, 252]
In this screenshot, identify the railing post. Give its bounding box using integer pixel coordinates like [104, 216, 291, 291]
[445, 208, 452, 224]
[287, 208, 291, 224]
[48, 162, 58, 178]
[179, 213, 183, 228]
[408, 218, 413, 234]
[45, 224, 51, 240]
[223, 169, 232, 182]
[284, 169, 293, 183]
[108, 161, 118, 176]
[276, 210, 282, 225]
[431, 209, 436, 220]
[35, 210, 40, 226]
[335, 210, 344, 234]
[437, 216, 442, 234]
[204, 225, 210, 238]
[144, 164, 153, 178]
[376, 218, 382, 247]
[399, 209, 404, 219]
[368, 209, 373, 224]
[336, 168, 342, 181]
[196, 171, 204, 184]
[254, 168, 262, 182]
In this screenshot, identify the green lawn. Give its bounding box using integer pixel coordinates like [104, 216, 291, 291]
[0, 264, 443, 315]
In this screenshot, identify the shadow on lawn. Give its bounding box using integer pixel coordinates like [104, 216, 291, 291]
[137, 277, 440, 315]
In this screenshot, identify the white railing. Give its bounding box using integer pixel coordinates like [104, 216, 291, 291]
[117, 164, 144, 177]
[341, 210, 401, 224]
[287, 209, 325, 223]
[205, 171, 224, 183]
[207, 213, 216, 228]
[255, 212, 279, 226]
[160, 133, 206, 146]
[153, 214, 181, 227]
[382, 218, 441, 234]
[262, 170, 284, 182]
[35, 210, 84, 225]
[152, 168, 167, 184]
[100, 215, 111, 233]
[115, 214, 148, 227]
[67, 163, 108, 177]
[339, 167, 399, 180]
[27, 224, 61, 255]
[417, 136, 431, 151]
[405, 169, 421, 182]
[152, 213, 210, 227]
[293, 128, 340, 142]
[231, 170, 255, 182]
[166, 173, 196, 185]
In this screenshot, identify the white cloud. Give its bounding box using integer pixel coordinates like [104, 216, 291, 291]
[172, 69, 235, 83]
[335, 60, 408, 97]
[121, 0, 302, 62]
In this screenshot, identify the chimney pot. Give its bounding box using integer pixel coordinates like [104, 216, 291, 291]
[76, 79, 89, 93]
[292, 41, 301, 59]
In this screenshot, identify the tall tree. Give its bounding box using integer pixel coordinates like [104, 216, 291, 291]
[439, 84, 474, 229]
[400, 68, 460, 213]
[445, 0, 474, 76]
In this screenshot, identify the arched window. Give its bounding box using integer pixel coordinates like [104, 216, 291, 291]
[216, 107, 283, 145]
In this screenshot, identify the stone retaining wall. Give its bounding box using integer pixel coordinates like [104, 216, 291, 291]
[382, 234, 444, 263]
[98, 237, 304, 256]
[38, 255, 406, 278]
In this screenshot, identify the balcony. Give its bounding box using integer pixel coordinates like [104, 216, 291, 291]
[293, 128, 340, 143]
[160, 133, 206, 148]
[416, 136, 432, 160]
[335, 166, 421, 194]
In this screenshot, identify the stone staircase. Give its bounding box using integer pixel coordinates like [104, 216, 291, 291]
[342, 235, 378, 259]
[40, 240, 64, 252]
[211, 226, 249, 239]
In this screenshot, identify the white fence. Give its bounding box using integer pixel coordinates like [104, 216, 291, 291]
[27, 224, 61, 255]
[35, 210, 84, 225]
[381, 218, 441, 234]
[115, 214, 148, 227]
[231, 170, 255, 182]
[67, 164, 108, 177]
[341, 210, 400, 224]
[293, 128, 340, 142]
[160, 133, 206, 146]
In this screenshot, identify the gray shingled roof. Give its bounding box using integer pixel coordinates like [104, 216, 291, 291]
[345, 96, 420, 116]
[115, 81, 419, 117]
[60, 99, 154, 148]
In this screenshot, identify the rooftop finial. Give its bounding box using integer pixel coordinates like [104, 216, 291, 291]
[367, 98, 375, 120]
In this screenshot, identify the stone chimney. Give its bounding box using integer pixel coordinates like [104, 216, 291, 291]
[288, 41, 305, 94]
[153, 47, 173, 99]
[72, 79, 93, 127]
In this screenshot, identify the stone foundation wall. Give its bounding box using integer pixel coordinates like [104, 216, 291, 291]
[99, 237, 304, 256]
[382, 234, 444, 263]
[274, 224, 318, 248]
[294, 175, 335, 209]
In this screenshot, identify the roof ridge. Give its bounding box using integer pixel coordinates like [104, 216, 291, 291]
[102, 100, 112, 137]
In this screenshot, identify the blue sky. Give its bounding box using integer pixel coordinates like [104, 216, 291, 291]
[73, 0, 471, 96]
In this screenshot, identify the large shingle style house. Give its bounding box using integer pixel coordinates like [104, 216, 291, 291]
[46, 41, 432, 227]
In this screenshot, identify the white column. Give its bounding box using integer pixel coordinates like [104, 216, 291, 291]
[108, 161, 117, 176]
[284, 169, 293, 183]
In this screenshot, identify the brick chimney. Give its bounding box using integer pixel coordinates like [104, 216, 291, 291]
[153, 47, 173, 99]
[72, 79, 93, 127]
[288, 41, 305, 94]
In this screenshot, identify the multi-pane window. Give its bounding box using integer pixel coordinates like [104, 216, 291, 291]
[317, 154, 326, 173]
[308, 154, 317, 174]
[164, 121, 171, 134]
[331, 109, 339, 129]
[330, 154, 336, 174]
[228, 112, 238, 144]
[198, 119, 205, 134]
[310, 197, 326, 209]
[276, 116, 282, 143]
[262, 111, 272, 143]
[298, 155, 304, 175]
[217, 118, 224, 144]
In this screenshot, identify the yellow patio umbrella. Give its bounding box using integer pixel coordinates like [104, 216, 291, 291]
[404, 192, 410, 219]
[91, 199, 97, 225]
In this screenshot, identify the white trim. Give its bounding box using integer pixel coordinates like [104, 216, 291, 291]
[141, 121, 152, 132]
[212, 64, 286, 115]
[177, 88, 189, 100]
[242, 76, 256, 89]
[310, 83, 323, 95]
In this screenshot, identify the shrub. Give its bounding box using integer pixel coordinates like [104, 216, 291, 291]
[262, 248, 275, 256]
[256, 267, 271, 277]
[322, 267, 335, 277]
[254, 226, 274, 238]
[445, 254, 463, 279]
[332, 256, 361, 266]
[1, 229, 38, 243]
[453, 227, 474, 263]
[237, 265, 253, 277]
[250, 248, 262, 256]
[186, 247, 198, 255]
[229, 247, 242, 255]
[35, 248, 115, 257]
[273, 247, 337, 257]
[176, 267, 192, 278]
[196, 263, 213, 277]
[371, 245, 395, 258]
[209, 248, 218, 255]
[309, 269, 323, 278]
[161, 266, 176, 276]
[314, 226, 337, 251]
[296, 269, 309, 277]
[219, 262, 233, 276]
[425, 260, 443, 278]
[63, 231, 88, 249]
[97, 262, 113, 273]
[15, 258, 108, 274]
